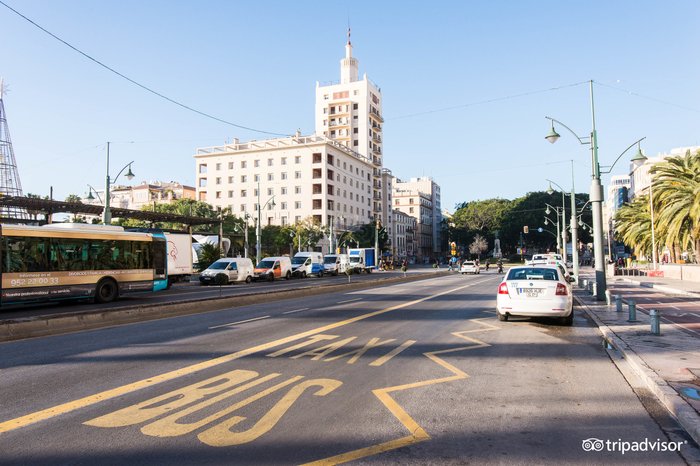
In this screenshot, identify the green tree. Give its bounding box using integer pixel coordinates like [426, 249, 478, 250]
[196, 243, 222, 271]
[351, 222, 388, 250]
[615, 195, 652, 259]
[64, 194, 87, 223]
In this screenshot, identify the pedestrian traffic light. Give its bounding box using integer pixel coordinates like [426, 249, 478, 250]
[523, 226, 529, 234]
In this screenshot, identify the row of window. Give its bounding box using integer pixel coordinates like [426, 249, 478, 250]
[199, 155, 305, 174]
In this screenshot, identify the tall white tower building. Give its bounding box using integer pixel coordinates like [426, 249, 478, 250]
[315, 30, 385, 224]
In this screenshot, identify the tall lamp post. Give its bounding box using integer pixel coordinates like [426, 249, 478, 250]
[545, 201, 566, 265]
[101, 142, 135, 224]
[543, 213, 560, 252]
[545, 80, 643, 301]
[546, 177, 574, 272]
[629, 144, 656, 269]
[255, 182, 276, 264]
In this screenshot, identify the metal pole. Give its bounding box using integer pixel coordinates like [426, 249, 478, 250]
[331, 216, 336, 255]
[570, 160, 579, 279]
[649, 182, 657, 270]
[256, 183, 261, 264]
[243, 213, 249, 259]
[560, 192, 567, 265]
[102, 141, 111, 224]
[375, 217, 380, 267]
[218, 208, 224, 257]
[589, 80, 607, 301]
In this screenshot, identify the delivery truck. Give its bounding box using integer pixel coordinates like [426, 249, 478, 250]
[348, 248, 376, 273]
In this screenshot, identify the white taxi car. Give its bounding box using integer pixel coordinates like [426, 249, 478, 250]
[496, 265, 573, 325]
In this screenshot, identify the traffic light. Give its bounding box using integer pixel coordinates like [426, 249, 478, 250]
[523, 225, 529, 234]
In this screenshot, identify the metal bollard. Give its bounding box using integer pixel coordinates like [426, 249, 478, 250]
[583, 279, 588, 290]
[605, 289, 611, 305]
[627, 299, 637, 322]
[650, 309, 661, 335]
[615, 295, 623, 313]
[592, 282, 597, 296]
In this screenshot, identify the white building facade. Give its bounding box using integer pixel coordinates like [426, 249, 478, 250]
[194, 135, 376, 252]
[392, 176, 442, 260]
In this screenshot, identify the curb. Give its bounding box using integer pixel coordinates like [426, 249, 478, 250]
[614, 277, 700, 298]
[0, 271, 448, 342]
[574, 293, 700, 446]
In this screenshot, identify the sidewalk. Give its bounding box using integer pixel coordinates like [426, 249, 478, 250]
[575, 269, 700, 447]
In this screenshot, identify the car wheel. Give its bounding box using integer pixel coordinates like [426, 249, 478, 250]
[497, 312, 508, 322]
[285, 271, 292, 280]
[318, 270, 324, 278]
[301, 271, 307, 279]
[95, 278, 118, 304]
[245, 275, 252, 284]
[267, 273, 274, 282]
[560, 312, 574, 326]
[214, 274, 228, 286]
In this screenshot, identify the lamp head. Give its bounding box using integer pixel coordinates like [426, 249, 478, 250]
[86, 190, 95, 201]
[630, 143, 647, 163]
[546, 206, 551, 215]
[544, 219, 549, 225]
[545, 123, 560, 144]
[125, 165, 135, 181]
[546, 183, 554, 195]
[270, 199, 276, 209]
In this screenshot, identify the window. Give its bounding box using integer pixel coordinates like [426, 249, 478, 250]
[281, 202, 287, 210]
[313, 152, 322, 163]
[353, 128, 358, 134]
[215, 191, 221, 199]
[281, 216, 287, 226]
[267, 188, 273, 196]
[281, 157, 287, 165]
[240, 204, 246, 212]
[254, 160, 260, 167]
[228, 162, 234, 169]
[241, 161, 247, 169]
[254, 174, 260, 182]
[216, 163, 221, 170]
[295, 201, 302, 209]
[409, 207, 414, 213]
[295, 156, 301, 164]
[268, 173, 274, 181]
[281, 172, 287, 180]
[199, 178, 207, 187]
[199, 164, 207, 174]
[295, 186, 302, 194]
[268, 158, 273, 166]
[281, 187, 287, 195]
[254, 188, 259, 196]
[353, 103, 358, 110]
[228, 176, 234, 183]
[295, 216, 301, 223]
[296, 171, 302, 179]
[312, 199, 322, 209]
[228, 190, 233, 198]
[241, 175, 247, 182]
[241, 190, 247, 197]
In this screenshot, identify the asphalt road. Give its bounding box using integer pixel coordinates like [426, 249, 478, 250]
[0, 272, 693, 465]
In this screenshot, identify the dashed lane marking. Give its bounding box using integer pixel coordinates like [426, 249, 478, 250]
[209, 316, 271, 329]
[283, 308, 310, 315]
[337, 298, 363, 304]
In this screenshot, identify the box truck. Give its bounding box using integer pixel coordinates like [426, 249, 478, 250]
[348, 248, 376, 273]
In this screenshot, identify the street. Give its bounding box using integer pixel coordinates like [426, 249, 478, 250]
[0, 273, 693, 464]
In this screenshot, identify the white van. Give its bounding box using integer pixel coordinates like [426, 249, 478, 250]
[254, 256, 293, 281]
[199, 257, 254, 285]
[323, 254, 349, 276]
[291, 252, 324, 278]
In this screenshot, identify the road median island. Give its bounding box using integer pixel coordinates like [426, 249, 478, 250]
[0, 271, 450, 342]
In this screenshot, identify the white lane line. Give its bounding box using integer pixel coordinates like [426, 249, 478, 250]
[671, 305, 681, 310]
[209, 315, 270, 329]
[337, 298, 363, 304]
[283, 308, 310, 315]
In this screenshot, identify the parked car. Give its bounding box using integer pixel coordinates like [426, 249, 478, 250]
[254, 256, 292, 281]
[199, 257, 254, 285]
[323, 254, 349, 276]
[460, 261, 480, 274]
[496, 265, 573, 326]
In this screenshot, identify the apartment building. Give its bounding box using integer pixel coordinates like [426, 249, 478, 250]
[315, 30, 385, 224]
[86, 180, 195, 211]
[194, 135, 376, 251]
[392, 209, 416, 260]
[392, 176, 442, 259]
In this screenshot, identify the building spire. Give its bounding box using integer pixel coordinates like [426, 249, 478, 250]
[340, 29, 358, 83]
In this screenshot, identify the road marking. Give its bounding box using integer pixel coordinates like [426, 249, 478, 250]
[209, 316, 271, 329]
[671, 306, 681, 311]
[0, 281, 477, 435]
[337, 298, 363, 304]
[283, 307, 310, 315]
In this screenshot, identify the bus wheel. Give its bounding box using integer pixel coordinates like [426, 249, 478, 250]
[95, 278, 118, 304]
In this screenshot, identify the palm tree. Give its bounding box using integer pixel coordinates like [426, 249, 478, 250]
[615, 195, 652, 259]
[649, 149, 700, 262]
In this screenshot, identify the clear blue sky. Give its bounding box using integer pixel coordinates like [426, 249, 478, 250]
[3, 0, 699, 212]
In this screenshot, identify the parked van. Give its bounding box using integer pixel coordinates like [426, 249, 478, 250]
[254, 256, 292, 281]
[323, 254, 349, 276]
[199, 257, 254, 285]
[292, 252, 325, 278]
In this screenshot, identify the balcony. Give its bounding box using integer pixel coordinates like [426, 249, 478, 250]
[372, 133, 382, 143]
[369, 108, 384, 122]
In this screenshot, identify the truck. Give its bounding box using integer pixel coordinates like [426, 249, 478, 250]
[348, 248, 376, 273]
[164, 232, 195, 286]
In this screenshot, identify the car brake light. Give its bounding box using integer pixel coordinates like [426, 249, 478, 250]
[498, 283, 509, 295]
[556, 283, 568, 296]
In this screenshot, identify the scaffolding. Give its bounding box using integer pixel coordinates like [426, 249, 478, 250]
[0, 79, 29, 221]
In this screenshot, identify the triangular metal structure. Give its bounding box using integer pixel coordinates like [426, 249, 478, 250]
[0, 79, 29, 221]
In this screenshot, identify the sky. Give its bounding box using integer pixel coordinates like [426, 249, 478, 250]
[2, 0, 699, 212]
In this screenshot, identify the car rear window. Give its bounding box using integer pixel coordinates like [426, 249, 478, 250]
[508, 268, 559, 281]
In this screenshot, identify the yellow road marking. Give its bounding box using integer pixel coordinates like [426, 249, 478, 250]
[0, 282, 476, 434]
[303, 318, 500, 465]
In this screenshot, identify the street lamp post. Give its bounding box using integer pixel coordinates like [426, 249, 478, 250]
[101, 141, 135, 225]
[255, 182, 276, 264]
[546, 177, 576, 272]
[543, 213, 560, 252]
[630, 145, 657, 269]
[545, 190, 567, 265]
[545, 80, 643, 301]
